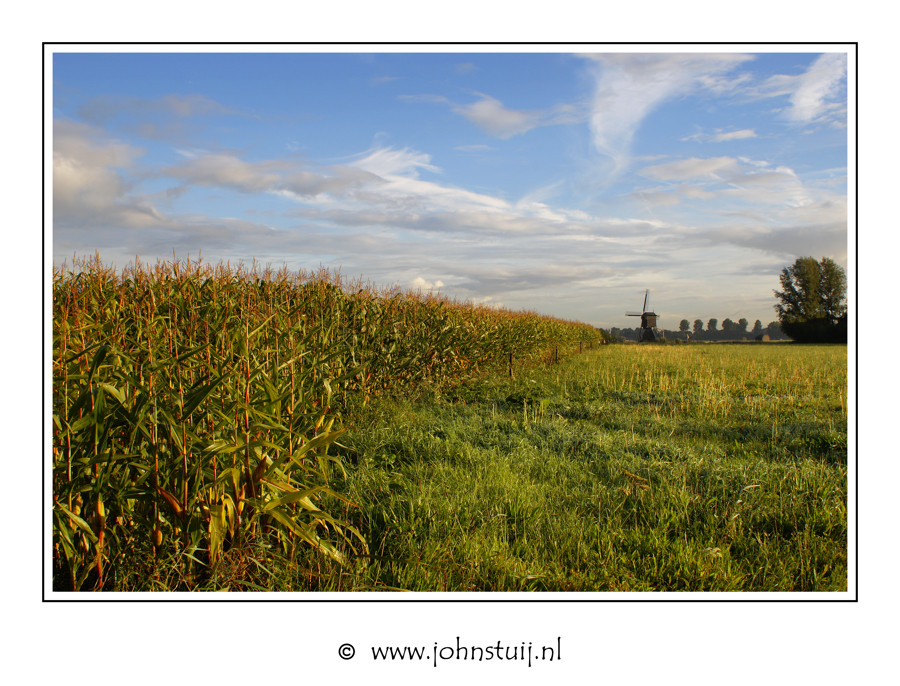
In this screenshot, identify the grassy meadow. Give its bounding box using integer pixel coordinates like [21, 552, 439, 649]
[325, 343, 847, 592]
[51, 257, 847, 592]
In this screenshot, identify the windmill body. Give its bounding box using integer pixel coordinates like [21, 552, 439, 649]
[626, 290, 663, 342]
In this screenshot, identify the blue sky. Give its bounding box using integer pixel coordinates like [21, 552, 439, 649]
[51, 48, 849, 329]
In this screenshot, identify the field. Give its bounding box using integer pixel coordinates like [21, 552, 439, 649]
[319, 343, 848, 591]
[50, 257, 600, 591]
[51, 259, 847, 592]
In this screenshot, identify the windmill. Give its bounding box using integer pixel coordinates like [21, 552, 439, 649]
[626, 289, 663, 342]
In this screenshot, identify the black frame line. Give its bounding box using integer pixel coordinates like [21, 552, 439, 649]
[42, 41, 858, 603]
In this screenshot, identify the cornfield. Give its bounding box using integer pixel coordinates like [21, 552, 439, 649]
[52, 254, 603, 590]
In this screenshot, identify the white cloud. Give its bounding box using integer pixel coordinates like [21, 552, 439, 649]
[579, 53, 754, 169]
[53, 119, 165, 228]
[52, 119, 298, 262]
[755, 53, 847, 125]
[163, 150, 384, 200]
[408, 276, 445, 291]
[452, 93, 580, 139]
[628, 150, 845, 265]
[54, 119, 143, 169]
[350, 146, 440, 177]
[713, 129, 757, 142]
[157, 144, 514, 228]
[453, 94, 542, 138]
[401, 89, 579, 140]
[789, 53, 847, 123]
[641, 156, 741, 181]
[472, 296, 505, 309]
[638, 155, 821, 211]
[164, 153, 286, 193]
[683, 128, 758, 143]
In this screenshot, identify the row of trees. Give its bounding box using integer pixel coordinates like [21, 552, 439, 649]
[678, 318, 786, 341]
[608, 319, 787, 343]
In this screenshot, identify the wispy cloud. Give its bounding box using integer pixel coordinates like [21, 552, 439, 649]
[398, 94, 451, 105]
[165, 154, 288, 193]
[753, 53, 847, 125]
[787, 53, 847, 124]
[74, 93, 244, 143]
[452, 93, 580, 139]
[579, 53, 754, 170]
[369, 75, 399, 86]
[78, 93, 237, 123]
[633, 153, 846, 261]
[639, 155, 817, 208]
[454, 144, 495, 153]
[641, 156, 742, 182]
[402, 91, 581, 139]
[54, 119, 662, 270]
[350, 146, 440, 177]
[682, 128, 758, 143]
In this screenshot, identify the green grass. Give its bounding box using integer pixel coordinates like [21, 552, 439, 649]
[311, 343, 848, 592]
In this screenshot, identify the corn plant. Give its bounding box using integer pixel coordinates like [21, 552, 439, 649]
[52, 254, 602, 590]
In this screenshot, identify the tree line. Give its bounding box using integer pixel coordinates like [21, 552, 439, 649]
[607, 318, 787, 342]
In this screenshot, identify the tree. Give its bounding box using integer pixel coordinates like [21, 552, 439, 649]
[738, 318, 749, 334]
[774, 257, 847, 342]
[679, 319, 690, 332]
[693, 319, 703, 334]
[707, 318, 718, 333]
